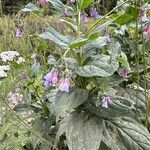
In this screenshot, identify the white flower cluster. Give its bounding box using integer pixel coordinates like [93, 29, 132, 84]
[17, 57, 25, 64]
[0, 51, 20, 62]
[0, 65, 10, 78]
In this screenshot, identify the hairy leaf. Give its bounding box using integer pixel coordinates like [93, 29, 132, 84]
[46, 89, 88, 118]
[39, 27, 73, 48]
[103, 117, 150, 150]
[57, 112, 103, 150]
[76, 55, 119, 77]
[82, 36, 108, 53]
[21, 3, 40, 12]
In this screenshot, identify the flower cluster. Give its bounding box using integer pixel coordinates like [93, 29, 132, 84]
[43, 68, 70, 93]
[0, 65, 10, 78]
[0, 51, 20, 62]
[38, 0, 49, 6]
[139, 5, 150, 36]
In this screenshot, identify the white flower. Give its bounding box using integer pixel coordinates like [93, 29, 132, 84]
[0, 51, 20, 62]
[0, 65, 10, 78]
[17, 57, 25, 64]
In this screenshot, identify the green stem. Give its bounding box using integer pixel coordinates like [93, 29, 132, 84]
[85, 0, 129, 36]
[77, 10, 81, 38]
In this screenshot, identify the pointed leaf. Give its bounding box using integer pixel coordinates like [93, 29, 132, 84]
[46, 89, 88, 118]
[76, 55, 119, 77]
[39, 27, 73, 48]
[57, 112, 103, 150]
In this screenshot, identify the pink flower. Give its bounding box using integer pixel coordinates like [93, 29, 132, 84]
[144, 24, 150, 35]
[139, 10, 147, 22]
[38, 0, 48, 6]
[90, 7, 99, 18]
[43, 69, 59, 87]
[59, 77, 70, 93]
[15, 27, 23, 38]
[101, 96, 112, 108]
[118, 68, 128, 79]
[81, 12, 88, 23]
[64, 8, 69, 16]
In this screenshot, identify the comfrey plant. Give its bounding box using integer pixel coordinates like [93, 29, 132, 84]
[18, 0, 150, 149]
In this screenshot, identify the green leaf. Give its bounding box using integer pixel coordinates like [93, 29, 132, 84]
[39, 27, 73, 48]
[108, 41, 121, 58]
[46, 89, 88, 118]
[13, 104, 41, 113]
[145, 41, 150, 52]
[57, 112, 103, 150]
[115, 14, 133, 25]
[86, 95, 134, 119]
[60, 19, 77, 32]
[48, 0, 73, 14]
[103, 117, 150, 150]
[21, 3, 40, 13]
[82, 0, 94, 9]
[69, 38, 88, 48]
[76, 55, 119, 77]
[95, 20, 115, 32]
[125, 6, 139, 19]
[48, 0, 64, 12]
[82, 36, 108, 53]
[118, 52, 130, 70]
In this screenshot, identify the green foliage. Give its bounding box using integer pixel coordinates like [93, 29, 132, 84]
[1, 0, 150, 149]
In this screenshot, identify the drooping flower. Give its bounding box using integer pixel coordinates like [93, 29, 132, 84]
[101, 96, 112, 108]
[81, 12, 88, 23]
[118, 68, 128, 79]
[64, 8, 69, 16]
[144, 24, 150, 35]
[104, 34, 112, 43]
[139, 10, 147, 22]
[15, 27, 23, 38]
[43, 68, 59, 87]
[59, 77, 70, 93]
[38, 0, 48, 6]
[90, 7, 99, 18]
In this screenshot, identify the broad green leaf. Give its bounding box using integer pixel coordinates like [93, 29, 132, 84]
[48, 0, 73, 14]
[115, 87, 146, 116]
[115, 14, 133, 25]
[48, 0, 64, 12]
[85, 95, 134, 119]
[108, 41, 121, 58]
[103, 117, 150, 150]
[82, 0, 94, 9]
[88, 32, 100, 40]
[95, 20, 115, 32]
[21, 3, 40, 13]
[57, 112, 103, 150]
[125, 6, 139, 19]
[69, 38, 88, 48]
[60, 19, 77, 32]
[76, 55, 119, 77]
[39, 27, 73, 48]
[46, 89, 88, 118]
[82, 36, 108, 53]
